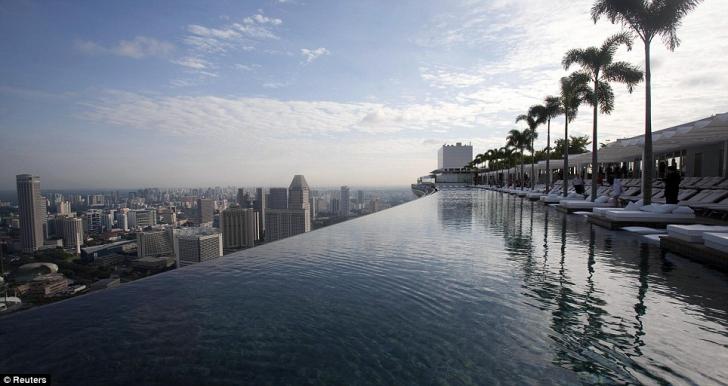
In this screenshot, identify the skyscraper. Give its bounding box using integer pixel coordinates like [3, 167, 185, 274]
[253, 187, 266, 238]
[197, 198, 214, 225]
[137, 229, 174, 257]
[268, 188, 288, 209]
[16, 174, 44, 253]
[62, 216, 84, 254]
[221, 207, 258, 250]
[340, 186, 350, 217]
[173, 228, 223, 267]
[264, 175, 312, 241]
[288, 175, 310, 210]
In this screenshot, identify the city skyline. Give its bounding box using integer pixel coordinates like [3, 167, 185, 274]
[1, 0, 727, 189]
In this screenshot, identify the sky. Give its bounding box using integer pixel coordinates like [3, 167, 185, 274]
[1, 0, 726, 189]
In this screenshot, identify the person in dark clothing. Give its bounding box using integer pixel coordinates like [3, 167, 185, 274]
[663, 165, 681, 204]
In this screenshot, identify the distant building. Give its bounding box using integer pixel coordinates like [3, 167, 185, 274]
[237, 188, 246, 207]
[221, 207, 258, 250]
[16, 174, 44, 253]
[102, 213, 115, 231]
[197, 198, 214, 225]
[137, 229, 174, 258]
[265, 209, 309, 242]
[357, 190, 364, 209]
[288, 175, 310, 211]
[115, 212, 128, 231]
[56, 201, 71, 215]
[128, 209, 156, 229]
[62, 217, 84, 253]
[438, 142, 473, 170]
[173, 228, 223, 267]
[84, 209, 103, 234]
[264, 175, 312, 241]
[340, 186, 350, 217]
[253, 187, 266, 238]
[329, 198, 339, 215]
[268, 188, 288, 209]
[87, 194, 105, 207]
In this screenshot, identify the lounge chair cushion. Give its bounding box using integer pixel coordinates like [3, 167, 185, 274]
[604, 210, 695, 222]
[595, 195, 609, 204]
[625, 201, 640, 210]
[672, 206, 694, 215]
[703, 232, 728, 251]
[667, 225, 728, 243]
[639, 204, 678, 214]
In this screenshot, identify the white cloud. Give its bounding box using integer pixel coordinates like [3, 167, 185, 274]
[301, 47, 330, 63]
[75, 36, 174, 59]
[173, 56, 211, 70]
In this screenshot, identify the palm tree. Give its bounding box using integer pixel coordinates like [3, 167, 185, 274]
[507, 129, 530, 190]
[558, 72, 592, 197]
[529, 96, 562, 192]
[592, 0, 702, 204]
[516, 113, 545, 189]
[563, 32, 643, 201]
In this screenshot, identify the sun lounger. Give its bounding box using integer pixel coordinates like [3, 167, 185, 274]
[622, 227, 667, 235]
[653, 189, 698, 204]
[696, 177, 725, 189]
[666, 224, 728, 243]
[679, 176, 703, 189]
[688, 192, 728, 210]
[640, 234, 666, 246]
[703, 232, 728, 252]
[604, 210, 695, 222]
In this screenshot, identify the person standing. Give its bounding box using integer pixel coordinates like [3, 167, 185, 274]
[611, 173, 623, 207]
[663, 165, 681, 204]
[573, 173, 585, 195]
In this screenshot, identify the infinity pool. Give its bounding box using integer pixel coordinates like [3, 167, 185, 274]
[1, 189, 727, 385]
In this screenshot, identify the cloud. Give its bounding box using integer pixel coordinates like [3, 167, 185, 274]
[173, 56, 211, 70]
[75, 36, 174, 59]
[301, 47, 330, 63]
[184, 13, 282, 54]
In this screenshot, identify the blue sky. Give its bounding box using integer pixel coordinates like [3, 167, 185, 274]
[1, 0, 726, 189]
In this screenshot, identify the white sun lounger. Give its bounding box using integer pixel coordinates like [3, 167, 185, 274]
[622, 227, 667, 235]
[666, 224, 728, 243]
[703, 232, 728, 251]
[604, 210, 695, 222]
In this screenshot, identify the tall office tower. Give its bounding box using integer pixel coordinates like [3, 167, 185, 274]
[173, 228, 223, 267]
[57, 201, 71, 215]
[62, 216, 84, 253]
[264, 209, 310, 242]
[116, 212, 128, 231]
[87, 194, 105, 207]
[315, 197, 327, 218]
[438, 142, 473, 169]
[268, 188, 288, 209]
[137, 229, 174, 257]
[253, 187, 266, 239]
[329, 198, 340, 215]
[127, 209, 156, 229]
[357, 190, 364, 208]
[221, 207, 258, 250]
[197, 198, 214, 225]
[237, 188, 246, 207]
[16, 174, 44, 253]
[85, 209, 103, 233]
[308, 196, 316, 220]
[288, 175, 310, 210]
[339, 186, 350, 217]
[102, 213, 115, 231]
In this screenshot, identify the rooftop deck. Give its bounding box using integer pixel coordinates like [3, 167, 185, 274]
[1, 189, 727, 385]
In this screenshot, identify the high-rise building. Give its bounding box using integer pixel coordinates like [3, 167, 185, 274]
[237, 188, 246, 207]
[340, 186, 350, 217]
[197, 198, 214, 225]
[57, 201, 71, 215]
[253, 187, 266, 238]
[438, 142, 473, 169]
[268, 188, 288, 209]
[137, 229, 174, 257]
[288, 175, 310, 211]
[85, 209, 103, 233]
[264, 175, 312, 241]
[173, 228, 223, 267]
[62, 216, 84, 254]
[128, 209, 156, 229]
[16, 174, 44, 253]
[264, 209, 310, 242]
[357, 190, 364, 209]
[221, 207, 258, 250]
[115, 212, 128, 231]
[87, 194, 105, 207]
[329, 198, 340, 215]
[102, 213, 115, 231]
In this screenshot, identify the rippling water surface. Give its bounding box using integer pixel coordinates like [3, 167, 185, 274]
[2, 189, 727, 385]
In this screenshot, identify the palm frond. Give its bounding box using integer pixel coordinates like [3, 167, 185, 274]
[603, 61, 643, 92]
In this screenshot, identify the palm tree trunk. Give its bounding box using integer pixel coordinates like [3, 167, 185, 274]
[531, 137, 535, 190]
[642, 42, 653, 204]
[563, 110, 569, 198]
[591, 78, 599, 202]
[546, 119, 551, 192]
[521, 150, 525, 190]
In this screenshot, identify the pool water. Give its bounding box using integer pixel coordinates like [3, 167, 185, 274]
[1, 189, 727, 385]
